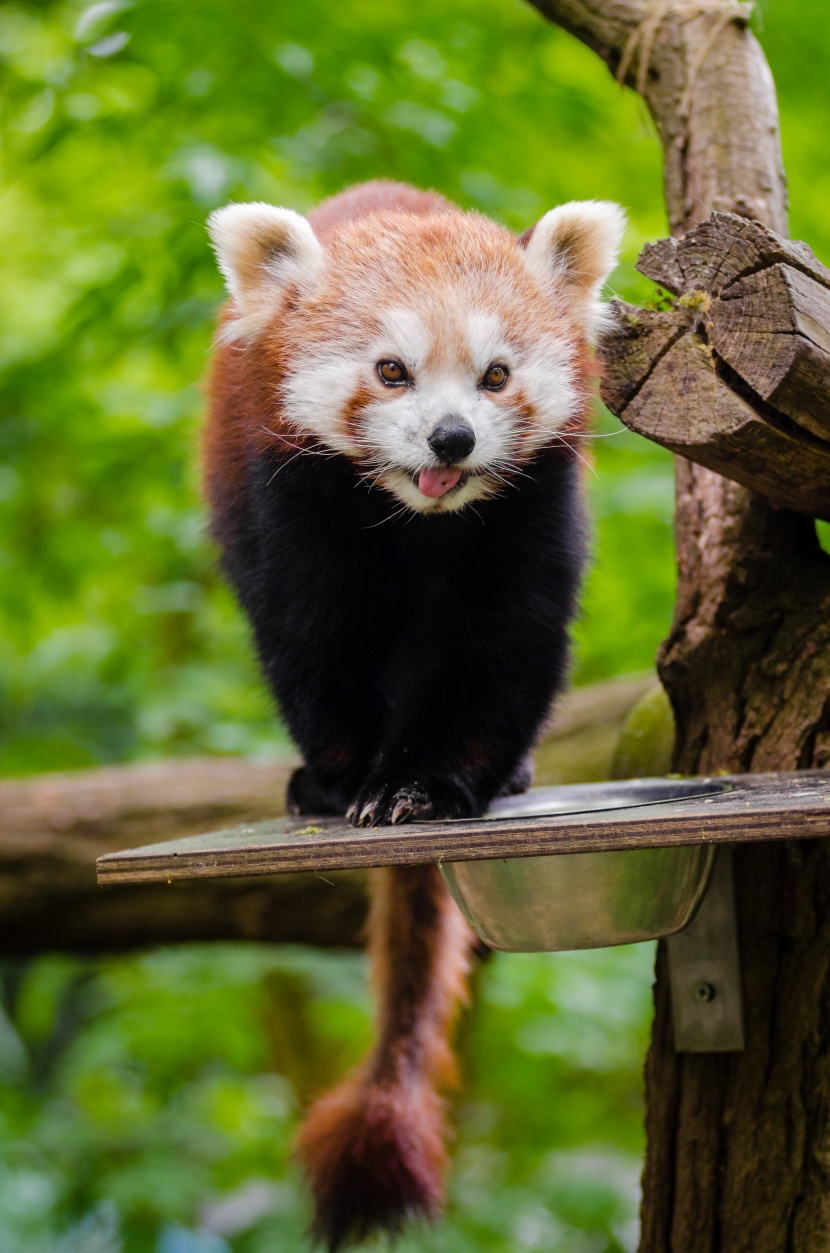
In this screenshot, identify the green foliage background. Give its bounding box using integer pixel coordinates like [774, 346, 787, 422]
[0, 0, 827, 1249]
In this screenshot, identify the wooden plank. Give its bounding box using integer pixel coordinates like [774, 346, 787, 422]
[96, 771, 830, 886]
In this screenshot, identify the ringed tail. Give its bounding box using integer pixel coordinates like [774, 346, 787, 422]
[295, 863, 477, 1251]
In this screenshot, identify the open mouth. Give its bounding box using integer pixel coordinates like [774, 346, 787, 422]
[414, 466, 469, 499]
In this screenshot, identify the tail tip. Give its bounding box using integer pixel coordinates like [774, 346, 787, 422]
[297, 1077, 446, 1251]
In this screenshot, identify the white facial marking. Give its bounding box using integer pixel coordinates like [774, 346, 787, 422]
[467, 312, 503, 375]
[382, 308, 431, 369]
[281, 348, 363, 453]
[283, 303, 581, 515]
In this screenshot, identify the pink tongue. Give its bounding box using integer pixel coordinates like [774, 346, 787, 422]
[417, 467, 462, 498]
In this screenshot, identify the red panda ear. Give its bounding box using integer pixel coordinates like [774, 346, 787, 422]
[521, 201, 626, 337]
[207, 202, 324, 335]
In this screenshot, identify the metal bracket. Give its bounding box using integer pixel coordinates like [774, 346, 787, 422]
[667, 846, 745, 1052]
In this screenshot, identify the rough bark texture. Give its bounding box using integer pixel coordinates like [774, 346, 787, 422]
[0, 677, 648, 955]
[526, 2, 830, 1250]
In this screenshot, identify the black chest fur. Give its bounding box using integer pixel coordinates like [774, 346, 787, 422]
[216, 449, 586, 824]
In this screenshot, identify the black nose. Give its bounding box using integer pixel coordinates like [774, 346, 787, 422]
[428, 420, 476, 463]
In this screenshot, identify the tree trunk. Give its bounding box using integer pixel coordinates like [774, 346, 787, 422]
[526, 1, 830, 1248]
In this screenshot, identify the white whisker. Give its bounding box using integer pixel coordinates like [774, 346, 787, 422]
[260, 426, 338, 458]
[551, 434, 598, 477]
[560, 428, 628, 440]
[363, 500, 411, 529]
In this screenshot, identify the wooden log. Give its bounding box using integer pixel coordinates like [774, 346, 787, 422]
[710, 264, 830, 441]
[604, 311, 830, 519]
[0, 755, 368, 954]
[636, 213, 830, 299]
[0, 676, 652, 955]
[600, 213, 830, 519]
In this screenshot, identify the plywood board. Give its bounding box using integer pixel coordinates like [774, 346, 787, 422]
[96, 771, 830, 886]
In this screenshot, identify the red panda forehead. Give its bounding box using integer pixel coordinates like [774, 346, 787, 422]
[295, 210, 569, 350]
[331, 208, 515, 262]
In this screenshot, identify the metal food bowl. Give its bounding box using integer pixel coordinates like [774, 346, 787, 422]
[439, 778, 730, 953]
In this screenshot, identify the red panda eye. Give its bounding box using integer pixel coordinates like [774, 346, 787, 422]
[377, 360, 409, 386]
[482, 364, 509, 391]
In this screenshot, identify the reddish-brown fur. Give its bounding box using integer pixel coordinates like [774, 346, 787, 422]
[340, 382, 376, 444]
[308, 180, 453, 243]
[203, 182, 606, 1250]
[295, 864, 475, 1250]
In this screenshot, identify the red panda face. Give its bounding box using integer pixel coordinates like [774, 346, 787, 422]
[208, 200, 625, 514]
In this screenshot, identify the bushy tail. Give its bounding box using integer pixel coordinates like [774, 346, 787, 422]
[295, 864, 476, 1251]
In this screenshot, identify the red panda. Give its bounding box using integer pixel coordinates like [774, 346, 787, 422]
[203, 181, 624, 1250]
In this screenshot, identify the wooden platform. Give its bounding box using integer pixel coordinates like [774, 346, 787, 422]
[95, 771, 830, 886]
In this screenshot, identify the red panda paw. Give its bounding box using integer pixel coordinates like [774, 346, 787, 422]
[347, 774, 478, 827]
[286, 766, 356, 816]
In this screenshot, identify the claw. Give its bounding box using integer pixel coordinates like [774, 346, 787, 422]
[390, 786, 430, 825]
[359, 801, 378, 827]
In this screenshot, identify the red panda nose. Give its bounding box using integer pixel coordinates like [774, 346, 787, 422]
[427, 420, 476, 463]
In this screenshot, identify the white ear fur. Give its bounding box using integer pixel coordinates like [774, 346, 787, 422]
[523, 201, 626, 335]
[207, 202, 324, 337]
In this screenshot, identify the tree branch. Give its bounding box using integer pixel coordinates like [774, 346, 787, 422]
[527, 0, 786, 236]
[524, 0, 642, 69]
[523, 3, 830, 1249]
[0, 755, 368, 954]
[0, 677, 654, 956]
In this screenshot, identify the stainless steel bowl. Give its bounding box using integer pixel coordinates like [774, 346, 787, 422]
[439, 778, 730, 952]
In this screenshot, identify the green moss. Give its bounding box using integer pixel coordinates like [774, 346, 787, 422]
[611, 680, 676, 780]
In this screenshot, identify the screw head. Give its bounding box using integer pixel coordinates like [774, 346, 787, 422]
[694, 981, 716, 1003]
